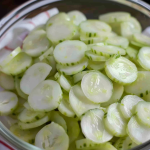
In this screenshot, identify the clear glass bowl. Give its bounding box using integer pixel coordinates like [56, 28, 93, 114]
[0, 0, 150, 149]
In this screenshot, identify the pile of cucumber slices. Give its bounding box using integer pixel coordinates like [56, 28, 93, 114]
[0, 10, 150, 150]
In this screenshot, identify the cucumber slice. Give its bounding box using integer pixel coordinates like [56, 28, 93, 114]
[56, 58, 88, 75]
[73, 71, 90, 84]
[63, 115, 80, 143]
[18, 108, 46, 123]
[46, 21, 77, 45]
[54, 40, 87, 66]
[135, 101, 150, 127]
[46, 56, 57, 77]
[15, 76, 28, 100]
[121, 17, 142, 39]
[99, 12, 130, 23]
[0, 91, 18, 115]
[0, 72, 15, 90]
[20, 63, 52, 94]
[10, 123, 40, 144]
[69, 84, 100, 117]
[35, 122, 69, 150]
[85, 50, 109, 61]
[3, 52, 33, 76]
[79, 20, 111, 37]
[80, 32, 116, 44]
[104, 103, 127, 137]
[23, 102, 33, 111]
[119, 95, 144, 120]
[127, 116, 150, 144]
[50, 111, 67, 131]
[28, 80, 62, 112]
[130, 40, 145, 48]
[18, 115, 50, 130]
[137, 47, 150, 70]
[39, 47, 54, 61]
[0, 47, 21, 68]
[31, 24, 46, 33]
[101, 82, 124, 107]
[106, 36, 129, 49]
[23, 30, 50, 57]
[81, 71, 113, 103]
[76, 139, 116, 150]
[81, 108, 113, 143]
[12, 97, 26, 116]
[124, 71, 150, 97]
[46, 12, 70, 26]
[126, 46, 138, 60]
[58, 95, 75, 117]
[91, 45, 126, 56]
[105, 56, 138, 84]
[132, 33, 150, 47]
[87, 60, 105, 71]
[68, 10, 87, 26]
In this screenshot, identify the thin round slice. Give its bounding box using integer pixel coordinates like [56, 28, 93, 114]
[54, 40, 87, 66]
[91, 45, 126, 56]
[81, 109, 113, 143]
[28, 80, 62, 112]
[101, 82, 124, 107]
[79, 20, 111, 37]
[105, 36, 129, 49]
[0, 72, 15, 90]
[23, 102, 33, 111]
[56, 58, 88, 75]
[58, 95, 75, 117]
[0, 91, 18, 115]
[35, 122, 69, 150]
[69, 84, 100, 117]
[85, 50, 109, 61]
[119, 95, 144, 120]
[99, 12, 131, 23]
[46, 21, 77, 45]
[18, 115, 50, 130]
[105, 56, 138, 84]
[135, 101, 150, 127]
[137, 47, 150, 70]
[2, 52, 33, 76]
[15, 76, 28, 100]
[20, 63, 51, 94]
[0, 47, 21, 68]
[127, 116, 150, 144]
[81, 71, 113, 103]
[68, 10, 87, 25]
[10, 123, 40, 144]
[23, 30, 50, 57]
[104, 103, 127, 137]
[87, 60, 105, 71]
[125, 71, 150, 97]
[18, 108, 46, 123]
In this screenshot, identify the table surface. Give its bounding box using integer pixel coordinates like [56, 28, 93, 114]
[0, 0, 150, 19]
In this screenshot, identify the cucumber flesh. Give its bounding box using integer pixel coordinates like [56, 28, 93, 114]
[119, 95, 144, 120]
[0, 91, 18, 116]
[20, 63, 52, 94]
[69, 84, 100, 117]
[23, 102, 33, 111]
[68, 10, 87, 26]
[35, 122, 69, 150]
[105, 56, 138, 84]
[28, 80, 62, 112]
[124, 71, 150, 97]
[81, 109, 113, 143]
[104, 103, 128, 137]
[101, 82, 124, 107]
[0, 72, 15, 90]
[23, 30, 51, 57]
[53, 40, 87, 66]
[81, 71, 113, 103]
[87, 60, 105, 71]
[127, 116, 150, 144]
